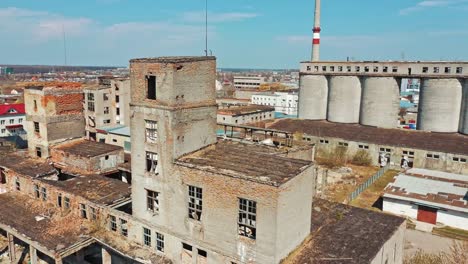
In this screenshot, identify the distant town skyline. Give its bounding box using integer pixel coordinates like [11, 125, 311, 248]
[0, 0, 467, 68]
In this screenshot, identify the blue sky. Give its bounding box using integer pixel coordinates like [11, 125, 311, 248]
[0, 0, 467, 68]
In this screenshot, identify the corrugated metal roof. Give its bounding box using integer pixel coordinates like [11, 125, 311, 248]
[391, 174, 466, 197]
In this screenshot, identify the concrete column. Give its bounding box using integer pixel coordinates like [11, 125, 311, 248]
[29, 246, 38, 264]
[7, 232, 16, 263]
[102, 247, 112, 264]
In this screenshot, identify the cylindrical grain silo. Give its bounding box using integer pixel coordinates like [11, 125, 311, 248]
[460, 79, 468, 135]
[327, 76, 362, 123]
[298, 74, 328, 120]
[417, 78, 462, 133]
[360, 77, 400, 128]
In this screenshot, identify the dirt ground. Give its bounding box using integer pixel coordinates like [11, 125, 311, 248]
[323, 164, 380, 203]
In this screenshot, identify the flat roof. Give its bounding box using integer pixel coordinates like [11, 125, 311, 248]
[130, 56, 216, 63]
[285, 199, 405, 264]
[0, 154, 56, 178]
[0, 192, 92, 253]
[383, 169, 468, 212]
[53, 139, 123, 158]
[301, 61, 468, 64]
[176, 140, 312, 186]
[268, 119, 468, 156]
[217, 105, 275, 116]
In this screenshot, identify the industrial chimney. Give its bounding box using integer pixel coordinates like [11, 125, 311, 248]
[312, 0, 321, 61]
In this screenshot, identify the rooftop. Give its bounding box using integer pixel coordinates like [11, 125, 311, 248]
[176, 140, 312, 186]
[97, 125, 131, 137]
[46, 174, 131, 206]
[25, 82, 82, 91]
[0, 192, 91, 253]
[268, 119, 468, 156]
[0, 154, 56, 178]
[218, 105, 275, 116]
[383, 168, 468, 212]
[0, 103, 25, 115]
[130, 56, 216, 63]
[285, 199, 405, 264]
[53, 139, 123, 158]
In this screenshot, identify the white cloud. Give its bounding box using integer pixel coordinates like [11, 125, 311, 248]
[182, 11, 259, 23]
[399, 0, 468, 15]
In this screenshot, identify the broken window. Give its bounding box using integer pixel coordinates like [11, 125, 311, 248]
[373, 66, 379, 72]
[34, 122, 40, 133]
[452, 157, 467, 163]
[238, 198, 257, 239]
[314, 66, 319, 72]
[116, 95, 120, 103]
[198, 249, 207, 258]
[145, 120, 158, 143]
[120, 219, 128, 237]
[40, 187, 47, 201]
[146, 190, 159, 213]
[380, 148, 392, 153]
[146, 152, 159, 174]
[33, 100, 38, 110]
[34, 184, 40, 199]
[156, 232, 164, 252]
[143, 227, 151, 246]
[456, 67, 463, 74]
[330, 66, 335, 72]
[319, 139, 329, 144]
[422, 67, 429, 73]
[188, 185, 202, 221]
[103, 93, 109, 101]
[15, 177, 20, 191]
[146, 75, 157, 100]
[90, 207, 97, 220]
[36, 147, 42, 158]
[347, 66, 352, 72]
[109, 215, 117, 231]
[306, 66, 311, 71]
[433, 67, 439, 73]
[426, 153, 440, 160]
[103, 119, 111, 125]
[383, 66, 389, 73]
[338, 142, 349, 147]
[322, 66, 327, 72]
[104, 107, 110, 114]
[87, 102, 95, 112]
[358, 144, 369, 150]
[87, 93, 94, 101]
[64, 197, 70, 209]
[364, 66, 370, 72]
[80, 204, 87, 219]
[445, 67, 451, 73]
[116, 108, 120, 115]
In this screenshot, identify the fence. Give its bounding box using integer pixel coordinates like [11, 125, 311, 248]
[348, 165, 390, 202]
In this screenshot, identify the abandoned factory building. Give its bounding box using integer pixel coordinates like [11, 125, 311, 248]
[0, 57, 406, 264]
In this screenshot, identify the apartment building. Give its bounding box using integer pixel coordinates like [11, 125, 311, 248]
[233, 76, 266, 89]
[0, 103, 26, 137]
[252, 92, 299, 116]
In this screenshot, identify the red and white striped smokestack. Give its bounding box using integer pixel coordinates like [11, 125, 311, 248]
[312, 0, 321, 61]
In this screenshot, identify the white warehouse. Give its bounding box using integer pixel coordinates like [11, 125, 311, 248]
[252, 91, 298, 116]
[382, 168, 468, 230]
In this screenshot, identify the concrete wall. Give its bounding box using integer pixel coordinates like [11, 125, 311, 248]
[111, 79, 131, 126]
[459, 79, 468, 135]
[298, 75, 328, 120]
[437, 209, 468, 230]
[327, 76, 361, 123]
[383, 197, 418, 219]
[51, 148, 124, 174]
[370, 222, 406, 264]
[97, 132, 131, 152]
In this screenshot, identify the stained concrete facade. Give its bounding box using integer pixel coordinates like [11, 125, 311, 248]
[24, 83, 85, 159]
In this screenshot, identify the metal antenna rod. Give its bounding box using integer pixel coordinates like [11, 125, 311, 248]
[62, 24, 68, 66]
[205, 0, 208, 56]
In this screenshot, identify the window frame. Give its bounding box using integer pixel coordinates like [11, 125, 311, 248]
[188, 185, 203, 221]
[238, 198, 257, 239]
[156, 232, 164, 252]
[146, 189, 160, 213]
[143, 227, 152, 246]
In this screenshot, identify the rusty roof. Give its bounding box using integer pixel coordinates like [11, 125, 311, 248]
[0, 192, 91, 253]
[176, 140, 312, 186]
[53, 139, 123, 158]
[0, 154, 56, 178]
[46, 175, 131, 206]
[285, 199, 405, 264]
[268, 119, 468, 156]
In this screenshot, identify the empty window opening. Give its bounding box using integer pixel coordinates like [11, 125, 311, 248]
[57, 193, 62, 207]
[34, 122, 40, 133]
[34, 184, 40, 199]
[145, 120, 158, 143]
[392, 66, 398, 73]
[330, 66, 335, 72]
[338, 66, 343, 72]
[90, 207, 97, 220]
[80, 204, 87, 219]
[198, 249, 207, 258]
[306, 66, 311, 71]
[143, 227, 152, 246]
[364, 66, 370, 72]
[358, 144, 369, 150]
[238, 198, 257, 239]
[36, 147, 42, 158]
[383, 66, 389, 73]
[401, 151, 415, 168]
[426, 153, 440, 160]
[103, 93, 109, 101]
[374, 66, 379, 72]
[188, 185, 203, 221]
[319, 139, 329, 144]
[355, 66, 361, 72]
[110, 215, 117, 231]
[408, 68, 412, 75]
[120, 219, 128, 237]
[156, 233, 164, 252]
[456, 67, 463, 74]
[146, 152, 159, 174]
[338, 142, 349, 147]
[104, 107, 110, 114]
[322, 66, 327, 72]
[116, 108, 120, 115]
[314, 66, 319, 72]
[422, 67, 429, 73]
[347, 66, 352, 72]
[433, 67, 439, 73]
[182, 243, 192, 252]
[33, 100, 38, 110]
[445, 67, 451, 73]
[116, 95, 120, 103]
[147, 75, 157, 100]
[380, 148, 392, 153]
[147, 189, 160, 213]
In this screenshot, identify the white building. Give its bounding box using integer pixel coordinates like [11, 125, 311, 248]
[233, 76, 266, 89]
[217, 105, 275, 125]
[383, 168, 468, 230]
[252, 92, 299, 116]
[0, 104, 26, 137]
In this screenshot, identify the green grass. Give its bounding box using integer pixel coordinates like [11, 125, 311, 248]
[433, 226, 468, 241]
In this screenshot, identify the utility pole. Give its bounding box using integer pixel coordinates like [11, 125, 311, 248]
[205, 0, 208, 56]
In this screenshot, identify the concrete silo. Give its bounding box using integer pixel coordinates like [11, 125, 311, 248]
[360, 77, 400, 128]
[327, 76, 361, 123]
[418, 78, 462, 133]
[298, 75, 328, 120]
[460, 79, 468, 135]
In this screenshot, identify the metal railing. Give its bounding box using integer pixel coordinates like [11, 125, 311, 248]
[348, 165, 390, 202]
